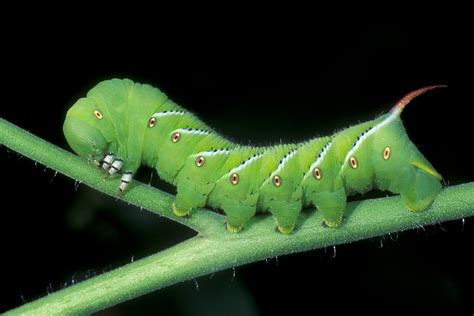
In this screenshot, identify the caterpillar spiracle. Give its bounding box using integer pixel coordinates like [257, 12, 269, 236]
[63, 79, 445, 234]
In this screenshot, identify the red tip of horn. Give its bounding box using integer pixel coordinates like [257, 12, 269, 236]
[391, 85, 447, 116]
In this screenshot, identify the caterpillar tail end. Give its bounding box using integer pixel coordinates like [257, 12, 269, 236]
[277, 224, 295, 235]
[226, 222, 244, 233]
[172, 202, 191, 217]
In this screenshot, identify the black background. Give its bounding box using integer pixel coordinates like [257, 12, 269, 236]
[1, 20, 473, 315]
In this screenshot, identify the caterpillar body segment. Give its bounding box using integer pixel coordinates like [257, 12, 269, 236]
[63, 79, 445, 233]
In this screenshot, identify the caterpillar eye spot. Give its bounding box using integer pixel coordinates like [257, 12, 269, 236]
[171, 132, 181, 143]
[195, 156, 205, 167]
[383, 146, 391, 160]
[148, 117, 157, 128]
[273, 175, 282, 187]
[93, 110, 103, 120]
[230, 173, 239, 185]
[350, 156, 358, 169]
[313, 168, 322, 180]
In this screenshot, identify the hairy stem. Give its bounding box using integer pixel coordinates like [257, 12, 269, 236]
[0, 118, 220, 233]
[1, 118, 473, 315]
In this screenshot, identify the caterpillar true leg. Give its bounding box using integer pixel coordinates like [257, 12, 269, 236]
[101, 153, 115, 172]
[116, 158, 141, 193]
[119, 172, 133, 193]
[108, 159, 124, 176]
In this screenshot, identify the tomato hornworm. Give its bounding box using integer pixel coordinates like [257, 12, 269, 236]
[63, 79, 445, 234]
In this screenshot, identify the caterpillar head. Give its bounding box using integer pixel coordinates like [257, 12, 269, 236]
[63, 97, 110, 161]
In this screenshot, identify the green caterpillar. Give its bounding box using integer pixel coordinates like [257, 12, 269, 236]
[63, 79, 445, 234]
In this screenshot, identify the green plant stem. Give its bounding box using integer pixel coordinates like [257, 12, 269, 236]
[0, 118, 220, 233]
[1, 118, 473, 315]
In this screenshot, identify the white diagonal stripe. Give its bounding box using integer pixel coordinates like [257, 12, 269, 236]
[152, 110, 185, 118]
[303, 141, 332, 182]
[174, 128, 211, 136]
